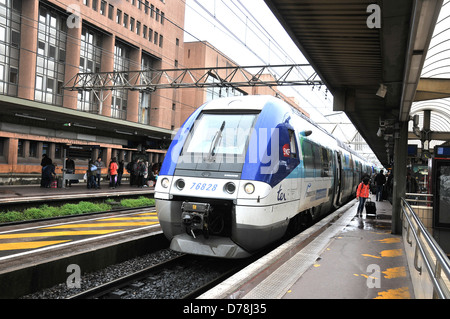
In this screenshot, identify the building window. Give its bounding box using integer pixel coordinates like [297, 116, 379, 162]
[136, 21, 141, 35]
[55, 143, 63, 159]
[100, 0, 106, 15]
[78, 27, 102, 113]
[108, 4, 114, 20]
[116, 9, 121, 24]
[143, 25, 147, 38]
[0, 0, 21, 96]
[17, 139, 24, 157]
[42, 142, 49, 156]
[29, 141, 37, 158]
[148, 28, 153, 42]
[0, 137, 4, 157]
[35, 5, 66, 105]
[159, 34, 163, 48]
[123, 13, 128, 28]
[130, 17, 135, 32]
[139, 54, 153, 124]
[161, 12, 164, 24]
[150, 4, 154, 18]
[92, 0, 98, 11]
[112, 42, 130, 120]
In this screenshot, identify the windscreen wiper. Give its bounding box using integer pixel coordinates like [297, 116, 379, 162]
[207, 121, 225, 161]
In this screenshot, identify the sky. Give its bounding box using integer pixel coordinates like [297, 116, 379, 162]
[182, 0, 372, 161]
[183, 0, 450, 166]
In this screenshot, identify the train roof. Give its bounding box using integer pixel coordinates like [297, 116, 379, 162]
[202, 95, 275, 111]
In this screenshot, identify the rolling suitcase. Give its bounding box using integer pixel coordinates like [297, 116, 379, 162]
[365, 198, 376, 217]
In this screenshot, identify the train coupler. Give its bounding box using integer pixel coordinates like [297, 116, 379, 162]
[181, 202, 212, 238]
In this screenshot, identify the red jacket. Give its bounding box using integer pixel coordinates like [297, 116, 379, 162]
[109, 162, 118, 175]
[357, 182, 370, 198]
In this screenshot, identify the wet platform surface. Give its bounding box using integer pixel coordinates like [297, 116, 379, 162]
[283, 198, 413, 299]
[200, 195, 414, 299]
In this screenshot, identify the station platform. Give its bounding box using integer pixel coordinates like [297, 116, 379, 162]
[200, 196, 415, 299]
[0, 183, 154, 206]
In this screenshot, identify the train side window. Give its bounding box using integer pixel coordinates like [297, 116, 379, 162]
[301, 140, 314, 177]
[321, 147, 329, 177]
[312, 143, 321, 177]
[288, 130, 297, 158]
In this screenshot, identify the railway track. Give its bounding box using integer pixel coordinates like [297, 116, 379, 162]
[66, 254, 245, 299]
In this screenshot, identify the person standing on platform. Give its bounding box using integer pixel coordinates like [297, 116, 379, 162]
[94, 156, 103, 189]
[137, 159, 147, 188]
[356, 176, 370, 217]
[375, 169, 386, 201]
[117, 160, 124, 187]
[42, 162, 56, 188]
[108, 157, 118, 189]
[40, 154, 52, 187]
[87, 160, 98, 189]
[65, 157, 75, 187]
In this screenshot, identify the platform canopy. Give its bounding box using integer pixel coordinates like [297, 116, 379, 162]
[264, 0, 443, 167]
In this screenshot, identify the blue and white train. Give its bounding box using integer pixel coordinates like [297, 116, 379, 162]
[155, 95, 375, 258]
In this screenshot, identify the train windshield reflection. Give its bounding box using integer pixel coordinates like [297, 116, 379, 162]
[183, 113, 258, 156]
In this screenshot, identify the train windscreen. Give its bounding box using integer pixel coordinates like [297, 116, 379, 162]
[183, 112, 258, 158]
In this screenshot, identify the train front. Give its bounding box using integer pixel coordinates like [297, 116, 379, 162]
[155, 96, 285, 258]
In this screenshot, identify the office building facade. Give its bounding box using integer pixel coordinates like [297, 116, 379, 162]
[0, 0, 185, 183]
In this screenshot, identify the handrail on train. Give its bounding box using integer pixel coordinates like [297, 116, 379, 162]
[401, 194, 450, 299]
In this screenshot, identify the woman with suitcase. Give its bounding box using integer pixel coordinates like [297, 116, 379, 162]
[356, 177, 371, 217]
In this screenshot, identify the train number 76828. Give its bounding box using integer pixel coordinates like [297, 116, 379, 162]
[190, 182, 218, 192]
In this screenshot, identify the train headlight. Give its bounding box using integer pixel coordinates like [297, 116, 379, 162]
[161, 178, 170, 188]
[244, 183, 255, 194]
[175, 179, 185, 190]
[224, 182, 236, 194]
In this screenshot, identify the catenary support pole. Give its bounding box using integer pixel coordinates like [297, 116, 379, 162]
[392, 121, 408, 234]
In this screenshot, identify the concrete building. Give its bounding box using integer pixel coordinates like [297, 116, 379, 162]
[181, 41, 308, 124]
[0, 1, 306, 185]
[0, 0, 185, 184]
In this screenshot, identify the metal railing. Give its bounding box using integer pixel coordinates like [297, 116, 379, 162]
[401, 194, 450, 299]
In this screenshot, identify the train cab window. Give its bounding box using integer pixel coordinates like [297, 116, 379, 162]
[183, 112, 258, 157]
[288, 130, 297, 159]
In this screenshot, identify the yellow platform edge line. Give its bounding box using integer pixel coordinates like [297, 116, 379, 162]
[0, 240, 71, 251]
[42, 221, 159, 229]
[99, 217, 159, 221]
[0, 229, 124, 239]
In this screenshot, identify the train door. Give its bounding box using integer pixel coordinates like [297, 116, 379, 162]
[333, 151, 342, 207]
[286, 129, 300, 201]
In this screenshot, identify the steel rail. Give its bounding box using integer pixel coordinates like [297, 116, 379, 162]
[66, 254, 189, 299]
